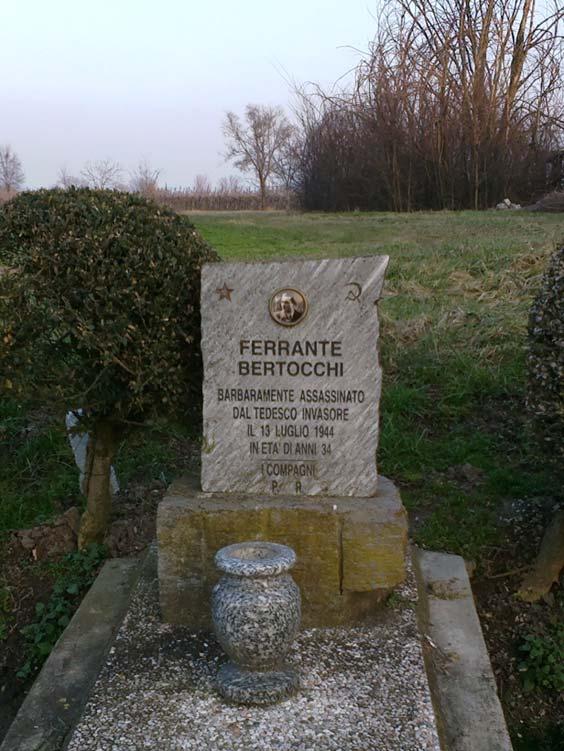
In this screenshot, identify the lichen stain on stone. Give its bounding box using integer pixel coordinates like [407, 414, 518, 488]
[201, 435, 216, 454]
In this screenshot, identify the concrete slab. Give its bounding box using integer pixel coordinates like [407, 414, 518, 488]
[0, 557, 140, 751]
[65, 547, 440, 751]
[414, 549, 513, 751]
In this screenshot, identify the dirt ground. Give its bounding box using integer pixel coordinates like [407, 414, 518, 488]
[473, 497, 563, 750]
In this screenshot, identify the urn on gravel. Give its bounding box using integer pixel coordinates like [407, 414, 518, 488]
[211, 541, 301, 704]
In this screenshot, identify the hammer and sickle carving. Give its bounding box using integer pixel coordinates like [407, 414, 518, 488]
[345, 282, 362, 302]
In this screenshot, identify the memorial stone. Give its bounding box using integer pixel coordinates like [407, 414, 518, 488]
[201, 257, 389, 496]
[157, 256, 408, 628]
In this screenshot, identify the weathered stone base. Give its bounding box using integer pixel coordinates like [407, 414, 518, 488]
[157, 475, 407, 628]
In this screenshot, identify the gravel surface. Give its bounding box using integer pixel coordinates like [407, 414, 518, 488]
[67, 550, 440, 751]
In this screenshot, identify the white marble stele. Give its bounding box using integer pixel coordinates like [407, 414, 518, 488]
[201, 256, 389, 497]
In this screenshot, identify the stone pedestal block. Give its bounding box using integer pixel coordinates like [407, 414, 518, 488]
[157, 475, 407, 628]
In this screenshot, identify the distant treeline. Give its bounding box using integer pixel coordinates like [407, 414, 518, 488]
[294, 0, 564, 211]
[153, 185, 296, 212]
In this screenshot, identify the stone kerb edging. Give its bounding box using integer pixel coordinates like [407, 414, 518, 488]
[414, 549, 513, 751]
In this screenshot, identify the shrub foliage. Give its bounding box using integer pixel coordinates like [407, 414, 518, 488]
[0, 188, 219, 544]
[0, 188, 218, 420]
[526, 245, 564, 459]
[17, 545, 107, 680]
[518, 623, 564, 694]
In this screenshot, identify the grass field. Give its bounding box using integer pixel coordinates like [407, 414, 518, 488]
[1, 209, 562, 557]
[192, 210, 562, 560]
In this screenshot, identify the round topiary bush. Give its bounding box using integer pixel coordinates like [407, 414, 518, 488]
[0, 188, 219, 544]
[526, 244, 563, 460]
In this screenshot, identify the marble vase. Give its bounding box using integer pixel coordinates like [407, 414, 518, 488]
[212, 541, 301, 704]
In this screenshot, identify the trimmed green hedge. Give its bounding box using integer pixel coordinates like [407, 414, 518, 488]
[0, 188, 219, 424]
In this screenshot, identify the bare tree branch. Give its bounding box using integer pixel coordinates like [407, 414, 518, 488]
[81, 159, 124, 190]
[295, 0, 564, 210]
[57, 166, 87, 189]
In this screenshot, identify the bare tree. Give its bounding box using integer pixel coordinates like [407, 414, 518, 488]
[129, 160, 161, 197]
[81, 159, 124, 189]
[223, 105, 294, 209]
[57, 166, 87, 189]
[0, 145, 25, 194]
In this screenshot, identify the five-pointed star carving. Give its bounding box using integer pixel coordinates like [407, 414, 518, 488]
[216, 282, 234, 301]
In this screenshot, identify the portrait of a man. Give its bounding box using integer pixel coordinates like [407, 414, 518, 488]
[269, 288, 308, 326]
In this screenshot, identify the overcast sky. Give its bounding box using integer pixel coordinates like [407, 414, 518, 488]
[2, 0, 375, 189]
